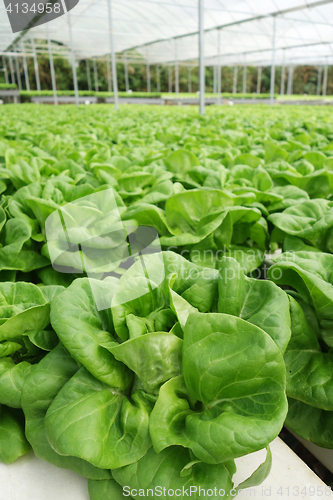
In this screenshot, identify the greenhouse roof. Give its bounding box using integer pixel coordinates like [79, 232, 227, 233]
[1, 0, 333, 66]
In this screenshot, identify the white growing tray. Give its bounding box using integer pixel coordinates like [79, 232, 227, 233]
[289, 430, 333, 475]
[0, 437, 331, 500]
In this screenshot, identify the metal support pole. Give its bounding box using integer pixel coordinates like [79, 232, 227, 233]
[175, 60, 179, 94]
[106, 56, 112, 92]
[175, 39, 179, 95]
[280, 49, 285, 97]
[22, 55, 30, 91]
[15, 54, 22, 91]
[67, 12, 79, 106]
[270, 15, 276, 106]
[280, 65, 286, 96]
[2, 57, 9, 84]
[287, 65, 293, 95]
[242, 65, 247, 94]
[188, 66, 192, 93]
[198, 0, 205, 115]
[124, 53, 129, 92]
[291, 67, 294, 95]
[323, 64, 328, 98]
[168, 66, 172, 93]
[47, 30, 58, 106]
[20, 43, 30, 91]
[257, 67, 262, 94]
[217, 65, 222, 102]
[146, 59, 151, 92]
[31, 38, 41, 91]
[317, 66, 322, 95]
[156, 65, 160, 93]
[217, 29, 221, 104]
[93, 58, 98, 92]
[86, 60, 92, 91]
[213, 66, 217, 94]
[9, 57, 15, 85]
[107, 0, 119, 109]
[233, 66, 238, 93]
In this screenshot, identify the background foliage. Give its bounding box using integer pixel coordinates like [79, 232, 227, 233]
[0, 51, 329, 95]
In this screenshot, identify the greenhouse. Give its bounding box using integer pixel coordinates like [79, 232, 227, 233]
[0, 1, 333, 499]
[2, 0, 333, 107]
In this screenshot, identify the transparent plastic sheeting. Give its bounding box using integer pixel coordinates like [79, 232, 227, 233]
[1, 0, 333, 65]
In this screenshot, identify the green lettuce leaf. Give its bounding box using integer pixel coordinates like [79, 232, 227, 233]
[50, 277, 133, 390]
[0, 406, 31, 464]
[21, 343, 110, 479]
[45, 366, 153, 469]
[150, 312, 287, 464]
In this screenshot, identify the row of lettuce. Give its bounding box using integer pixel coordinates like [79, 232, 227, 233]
[19, 91, 277, 99]
[0, 83, 273, 99]
[2, 85, 330, 101]
[0, 105, 332, 498]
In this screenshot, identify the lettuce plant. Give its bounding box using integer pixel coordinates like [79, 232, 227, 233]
[269, 199, 333, 253]
[18, 252, 289, 497]
[2, 104, 333, 496]
[269, 251, 333, 447]
[0, 281, 64, 463]
[124, 190, 268, 273]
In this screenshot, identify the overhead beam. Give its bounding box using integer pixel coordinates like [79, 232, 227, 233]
[150, 39, 333, 67]
[203, 40, 333, 66]
[6, 0, 333, 56]
[125, 0, 333, 53]
[4, 0, 333, 72]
